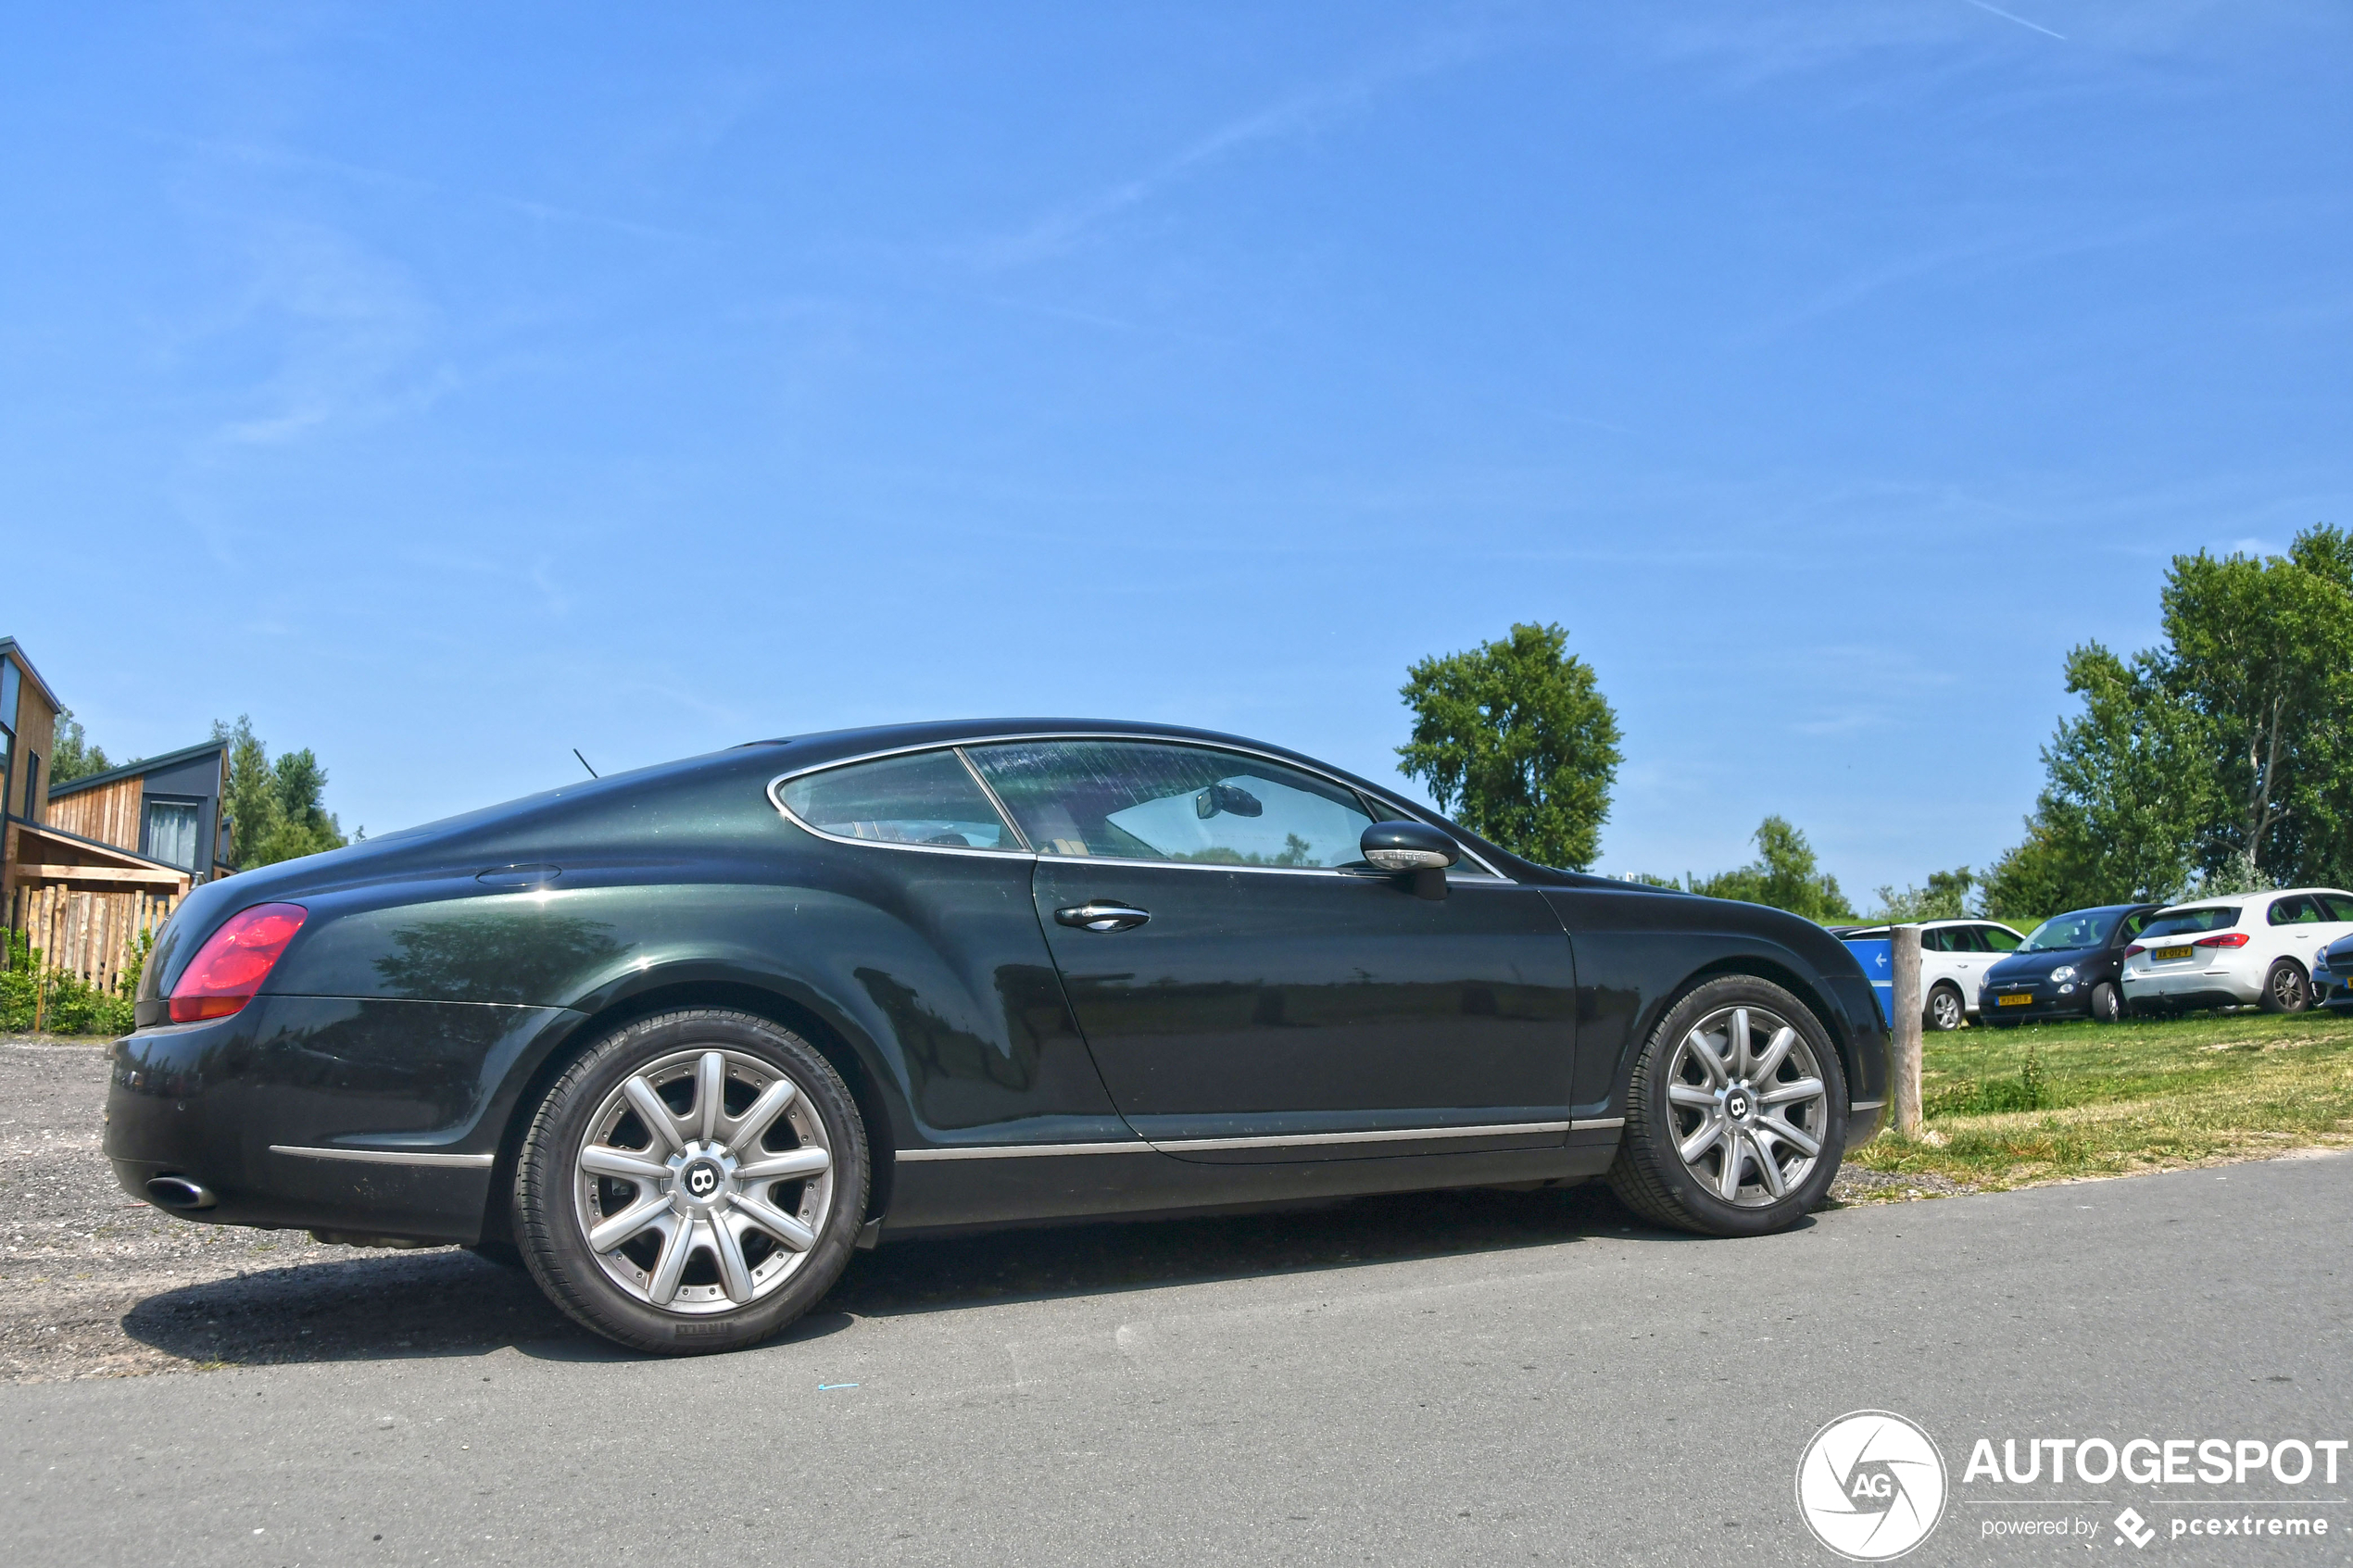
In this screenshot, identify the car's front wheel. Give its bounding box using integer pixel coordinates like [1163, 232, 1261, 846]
[2089, 982, 2122, 1023]
[1924, 983, 1965, 1033]
[514, 1010, 868, 1354]
[1607, 975, 1848, 1237]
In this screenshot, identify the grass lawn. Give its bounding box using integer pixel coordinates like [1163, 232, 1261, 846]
[1844, 1005, 2353, 1194]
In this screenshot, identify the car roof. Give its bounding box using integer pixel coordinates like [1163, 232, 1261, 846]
[2148, 887, 2353, 915]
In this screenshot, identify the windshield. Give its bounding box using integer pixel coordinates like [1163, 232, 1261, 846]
[2020, 910, 2119, 952]
[2140, 906, 2240, 940]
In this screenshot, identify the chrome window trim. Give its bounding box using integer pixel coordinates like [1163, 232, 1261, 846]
[895, 1119, 1583, 1162]
[953, 746, 1033, 852]
[765, 731, 1511, 881]
[270, 1145, 496, 1169]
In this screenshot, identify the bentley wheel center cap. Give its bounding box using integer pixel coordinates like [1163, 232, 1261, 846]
[673, 1148, 732, 1205]
[1725, 1089, 1754, 1122]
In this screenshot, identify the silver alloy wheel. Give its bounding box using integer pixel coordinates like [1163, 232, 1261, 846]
[2271, 963, 2307, 1011]
[1664, 1004, 1829, 1209]
[573, 1047, 835, 1314]
[1928, 987, 1963, 1031]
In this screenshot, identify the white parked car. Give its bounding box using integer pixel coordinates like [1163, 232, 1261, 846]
[1833, 919, 2026, 1031]
[2120, 888, 2353, 1015]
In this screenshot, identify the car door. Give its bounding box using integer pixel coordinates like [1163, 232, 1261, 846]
[963, 737, 1579, 1161]
[1918, 925, 1963, 1001]
[2266, 894, 2327, 969]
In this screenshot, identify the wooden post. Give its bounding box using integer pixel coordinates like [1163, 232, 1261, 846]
[1891, 923, 1924, 1136]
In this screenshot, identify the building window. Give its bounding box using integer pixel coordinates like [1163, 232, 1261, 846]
[20, 752, 37, 822]
[145, 801, 200, 870]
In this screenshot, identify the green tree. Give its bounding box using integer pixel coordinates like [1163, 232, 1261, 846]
[1985, 525, 2353, 908]
[214, 715, 348, 870]
[1875, 866, 1974, 922]
[1687, 816, 1853, 922]
[2156, 528, 2353, 884]
[1396, 622, 1623, 871]
[46, 710, 112, 784]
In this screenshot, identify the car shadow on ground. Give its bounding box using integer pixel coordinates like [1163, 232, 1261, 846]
[118, 1182, 1730, 1371]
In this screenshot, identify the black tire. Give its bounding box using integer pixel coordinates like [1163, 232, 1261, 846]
[2089, 982, 2122, 1023]
[514, 1009, 869, 1355]
[1607, 975, 1849, 1237]
[1924, 983, 1966, 1033]
[2259, 960, 2310, 1015]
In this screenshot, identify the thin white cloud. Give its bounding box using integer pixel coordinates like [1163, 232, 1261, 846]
[966, 27, 1493, 270]
[1962, 1, 2067, 43]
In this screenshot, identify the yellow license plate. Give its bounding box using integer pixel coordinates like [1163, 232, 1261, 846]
[1996, 993, 2034, 1007]
[2155, 945, 2194, 961]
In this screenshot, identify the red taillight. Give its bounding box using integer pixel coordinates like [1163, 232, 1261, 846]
[169, 903, 308, 1023]
[2194, 932, 2250, 949]
[2125, 944, 2145, 957]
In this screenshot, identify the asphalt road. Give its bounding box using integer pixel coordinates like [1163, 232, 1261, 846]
[5, 1138, 2347, 1567]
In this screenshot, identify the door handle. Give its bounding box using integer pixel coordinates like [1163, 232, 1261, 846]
[1055, 902, 1151, 934]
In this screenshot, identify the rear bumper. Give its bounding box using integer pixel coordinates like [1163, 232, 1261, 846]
[104, 994, 578, 1244]
[2122, 964, 2261, 1007]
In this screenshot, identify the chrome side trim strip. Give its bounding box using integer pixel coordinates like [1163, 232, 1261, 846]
[1154, 1120, 1570, 1152]
[1568, 1117, 1625, 1131]
[1849, 1099, 1885, 1112]
[895, 1141, 1151, 1162]
[269, 1145, 496, 1169]
[893, 1121, 1576, 1162]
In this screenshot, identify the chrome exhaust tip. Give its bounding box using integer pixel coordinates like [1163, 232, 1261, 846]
[145, 1175, 217, 1210]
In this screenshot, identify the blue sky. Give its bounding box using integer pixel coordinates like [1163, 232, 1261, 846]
[4, 3, 2347, 900]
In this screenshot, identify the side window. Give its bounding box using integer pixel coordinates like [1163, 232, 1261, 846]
[965, 740, 1376, 868]
[779, 750, 1019, 850]
[2267, 896, 2317, 926]
[1980, 925, 2020, 952]
[1918, 928, 1951, 953]
[2319, 894, 2353, 922]
[2119, 910, 2152, 941]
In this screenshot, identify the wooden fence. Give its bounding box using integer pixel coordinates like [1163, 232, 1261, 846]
[6, 885, 181, 994]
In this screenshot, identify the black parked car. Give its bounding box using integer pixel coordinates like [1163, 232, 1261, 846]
[2314, 935, 2353, 1012]
[1978, 903, 2163, 1024]
[107, 720, 1889, 1354]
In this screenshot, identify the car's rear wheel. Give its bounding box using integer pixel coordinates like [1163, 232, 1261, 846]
[1924, 983, 1965, 1033]
[1607, 975, 1847, 1237]
[514, 1009, 868, 1354]
[2259, 960, 2310, 1015]
[2089, 982, 2122, 1023]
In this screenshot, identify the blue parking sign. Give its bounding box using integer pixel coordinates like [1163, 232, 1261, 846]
[1843, 937, 1894, 1030]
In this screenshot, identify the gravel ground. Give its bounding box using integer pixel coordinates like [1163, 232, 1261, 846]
[1, 1032, 1945, 1385]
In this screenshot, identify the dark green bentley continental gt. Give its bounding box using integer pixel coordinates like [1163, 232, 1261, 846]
[108, 720, 1889, 1353]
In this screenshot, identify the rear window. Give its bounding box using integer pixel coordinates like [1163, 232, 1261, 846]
[2140, 906, 2239, 939]
[779, 750, 1020, 850]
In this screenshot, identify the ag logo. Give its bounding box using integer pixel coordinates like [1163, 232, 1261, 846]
[1795, 1411, 1947, 1561]
[685, 1161, 720, 1198]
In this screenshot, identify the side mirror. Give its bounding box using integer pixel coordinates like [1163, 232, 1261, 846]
[1361, 822, 1458, 900]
